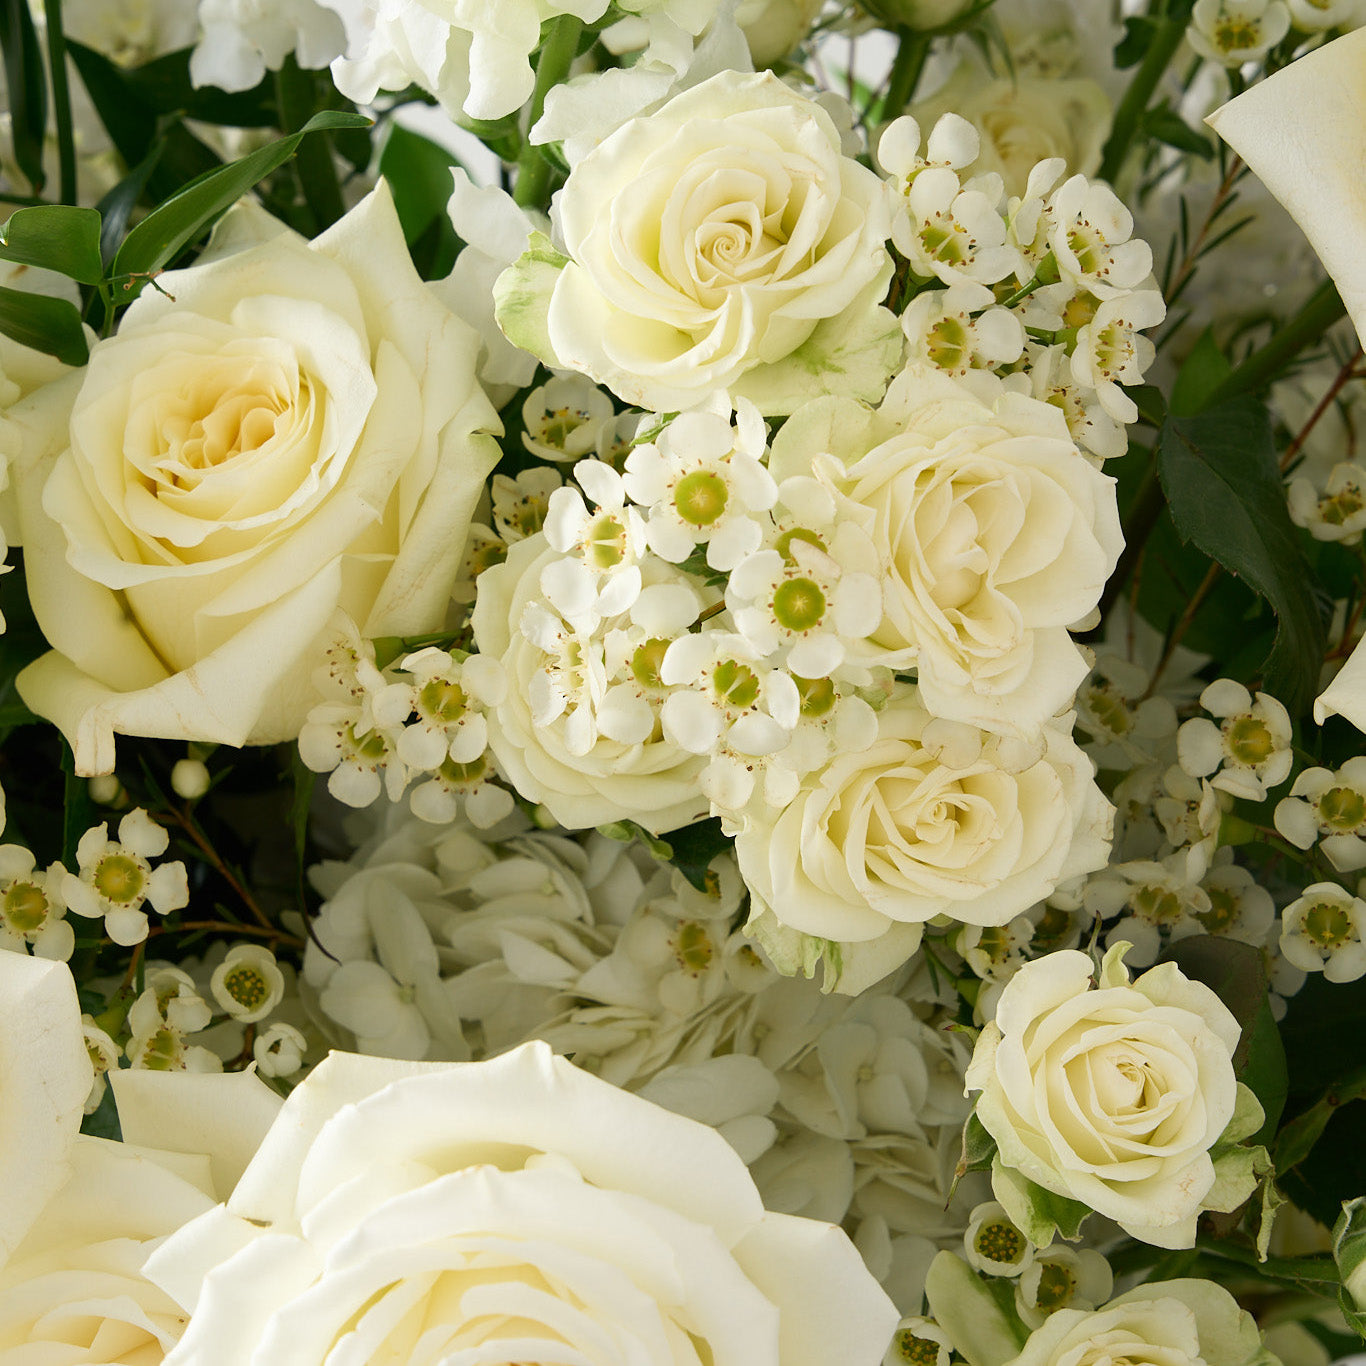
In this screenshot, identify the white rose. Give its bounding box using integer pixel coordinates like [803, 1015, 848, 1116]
[910, 64, 1111, 198]
[770, 367, 1122, 736]
[471, 533, 710, 835]
[12, 185, 500, 775]
[1008, 1280, 1278, 1366]
[735, 686, 1113, 987]
[966, 947, 1241, 1247]
[0, 953, 93, 1262]
[146, 1040, 900, 1365]
[497, 69, 899, 415]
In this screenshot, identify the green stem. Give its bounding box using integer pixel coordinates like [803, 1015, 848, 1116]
[514, 16, 582, 211]
[1097, 453, 1161, 622]
[275, 59, 344, 233]
[1098, 15, 1187, 184]
[43, 0, 75, 205]
[879, 28, 929, 122]
[1202, 278, 1347, 407]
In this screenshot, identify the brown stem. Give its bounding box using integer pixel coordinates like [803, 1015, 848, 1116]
[1163, 156, 1244, 314]
[145, 920, 304, 948]
[1144, 560, 1221, 697]
[1280, 346, 1365, 471]
[169, 805, 275, 930]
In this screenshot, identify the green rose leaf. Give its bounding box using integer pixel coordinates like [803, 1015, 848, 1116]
[0, 205, 104, 284]
[1157, 394, 1327, 713]
[0, 285, 88, 365]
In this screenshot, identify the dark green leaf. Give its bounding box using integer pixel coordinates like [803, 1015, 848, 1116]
[1239, 996, 1289, 1144]
[665, 817, 731, 894]
[1144, 105, 1215, 159]
[80, 1081, 123, 1140]
[0, 0, 48, 192]
[110, 110, 371, 304]
[1274, 1063, 1366, 1173]
[0, 205, 103, 283]
[60, 737, 95, 868]
[0, 284, 88, 364]
[1169, 327, 1232, 417]
[95, 143, 164, 267]
[959, 1111, 997, 1173]
[379, 125, 463, 277]
[67, 39, 157, 167]
[1113, 13, 1159, 67]
[1157, 396, 1327, 712]
[118, 46, 276, 127]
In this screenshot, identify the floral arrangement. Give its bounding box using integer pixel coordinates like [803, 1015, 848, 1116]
[1, 0, 1366, 1363]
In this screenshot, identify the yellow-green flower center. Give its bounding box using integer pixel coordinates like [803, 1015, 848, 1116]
[631, 638, 670, 691]
[772, 577, 826, 632]
[1033, 1261, 1078, 1311]
[674, 470, 729, 527]
[974, 1219, 1025, 1264]
[1225, 714, 1274, 766]
[1304, 901, 1354, 950]
[222, 965, 269, 1011]
[674, 921, 714, 974]
[2, 880, 49, 933]
[94, 853, 146, 905]
[1196, 885, 1239, 935]
[1320, 784, 1366, 832]
[587, 513, 628, 569]
[775, 526, 826, 564]
[794, 673, 836, 719]
[891, 1328, 941, 1365]
[712, 659, 761, 710]
[419, 678, 468, 726]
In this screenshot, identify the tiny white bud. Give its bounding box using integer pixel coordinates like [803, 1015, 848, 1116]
[88, 774, 123, 804]
[171, 758, 212, 800]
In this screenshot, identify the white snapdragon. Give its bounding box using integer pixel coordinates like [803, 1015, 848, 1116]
[1188, 0, 1293, 65]
[1177, 678, 1293, 801]
[62, 809, 189, 947]
[192, 0, 345, 90]
[1280, 881, 1366, 981]
[623, 401, 777, 571]
[1276, 756, 1366, 870]
[0, 845, 72, 960]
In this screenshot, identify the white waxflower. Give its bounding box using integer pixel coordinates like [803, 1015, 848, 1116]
[408, 753, 517, 830]
[963, 1201, 1035, 1278]
[126, 966, 221, 1072]
[297, 698, 410, 808]
[1023, 340, 1129, 462]
[491, 467, 563, 543]
[1288, 461, 1366, 543]
[726, 524, 883, 679]
[192, 0, 345, 90]
[957, 916, 1036, 983]
[1152, 765, 1228, 883]
[80, 1014, 122, 1113]
[1069, 289, 1167, 423]
[169, 756, 211, 800]
[624, 402, 777, 571]
[387, 648, 506, 774]
[209, 944, 286, 1023]
[1046, 175, 1153, 299]
[253, 1021, 308, 1077]
[521, 375, 619, 464]
[0, 845, 72, 961]
[892, 166, 1021, 288]
[1280, 881, 1366, 981]
[1193, 852, 1277, 945]
[1086, 854, 1212, 965]
[1188, 0, 1293, 65]
[1276, 756, 1366, 870]
[1287, 0, 1361, 26]
[901, 282, 1025, 376]
[61, 809, 188, 946]
[877, 113, 983, 184]
[1074, 653, 1179, 767]
[884, 1317, 953, 1366]
[1176, 678, 1293, 801]
[1014, 1245, 1114, 1328]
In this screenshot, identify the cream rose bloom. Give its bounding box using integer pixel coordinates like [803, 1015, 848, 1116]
[966, 947, 1241, 1248]
[12, 184, 499, 775]
[1007, 1280, 1279, 1366]
[735, 686, 1112, 990]
[0, 953, 93, 1263]
[496, 70, 900, 415]
[145, 1040, 899, 1365]
[770, 368, 1123, 736]
[1207, 29, 1366, 734]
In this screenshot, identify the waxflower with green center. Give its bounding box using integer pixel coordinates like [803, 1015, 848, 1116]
[883, 1316, 953, 1366]
[126, 966, 220, 1072]
[1275, 755, 1366, 871]
[901, 281, 1025, 378]
[382, 648, 506, 776]
[1280, 881, 1366, 982]
[1176, 679, 1293, 802]
[1086, 853, 1212, 966]
[1188, 0, 1292, 65]
[963, 1201, 1034, 1278]
[1015, 1245, 1114, 1329]
[61, 808, 188, 947]
[209, 944, 286, 1023]
[0, 844, 72, 961]
[623, 400, 777, 572]
[1045, 175, 1153, 300]
[1288, 461, 1366, 544]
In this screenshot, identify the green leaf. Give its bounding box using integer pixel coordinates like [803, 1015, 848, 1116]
[378, 125, 463, 279]
[80, 1081, 123, 1140]
[1169, 327, 1232, 417]
[1157, 395, 1327, 712]
[1144, 104, 1214, 160]
[664, 817, 731, 893]
[0, 205, 103, 284]
[924, 1251, 1028, 1366]
[109, 110, 372, 304]
[1113, 13, 1159, 67]
[991, 1159, 1091, 1247]
[960, 1111, 997, 1173]
[95, 143, 164, 267]
[0, 284, 87, 364]
[0, 0, 48, 192]
[1273, 1062, 1366, 1174]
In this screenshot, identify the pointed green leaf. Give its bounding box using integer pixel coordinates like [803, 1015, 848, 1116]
[1157, 395, 1327, 713]
[110, 110, 372, 304]
[924, 1251, 1028, 1366]
[0, 0, 47, 192]
[0, 205, 103, 284]
[0, 285, 87, 364]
